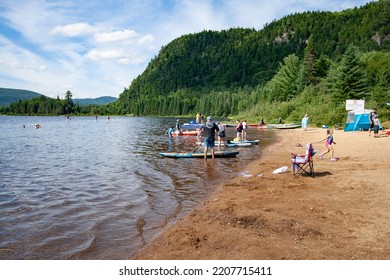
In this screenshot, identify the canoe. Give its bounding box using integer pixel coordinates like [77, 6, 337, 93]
[159, 150, 240, 158]
[270, 123, 301, 129]
[246, 124, 268, 129]
[173, 130, 198, 136]
[196, 141, 252, 147]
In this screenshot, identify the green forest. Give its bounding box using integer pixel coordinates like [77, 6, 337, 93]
[1, 0, 390, 127]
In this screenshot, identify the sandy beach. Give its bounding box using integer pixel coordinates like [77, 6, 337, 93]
[133, 127, 390, 260]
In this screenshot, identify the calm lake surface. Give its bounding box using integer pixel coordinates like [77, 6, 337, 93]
[0, 116, 274, 259]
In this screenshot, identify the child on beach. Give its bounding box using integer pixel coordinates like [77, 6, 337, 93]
[318, 129, 337, 161]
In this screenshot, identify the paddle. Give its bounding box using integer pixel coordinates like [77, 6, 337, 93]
[192, 141, 203, 153]
[193, 115, 225, 153]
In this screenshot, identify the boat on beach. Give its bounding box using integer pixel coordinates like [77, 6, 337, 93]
[159, 150, 240, 158]
[269, 123, 301, 129]
[181, 122, 203, 130]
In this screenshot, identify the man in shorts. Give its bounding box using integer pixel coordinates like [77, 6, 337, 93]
[202, 116, 219, 160]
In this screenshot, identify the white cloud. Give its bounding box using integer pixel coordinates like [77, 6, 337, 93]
[85, 49, 124, 61]
[138, 34, 155, 45]
[51, 22, 97, 37]
[94, 29, 137, 43]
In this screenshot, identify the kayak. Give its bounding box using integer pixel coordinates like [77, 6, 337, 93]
[159, 150, 240, 158]
[196, 141, 252, 147]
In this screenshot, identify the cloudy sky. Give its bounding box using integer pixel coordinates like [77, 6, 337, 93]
[0, 0, 374, 99]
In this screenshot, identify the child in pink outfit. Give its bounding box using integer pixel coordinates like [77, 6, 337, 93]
[319, 129, 337, 161]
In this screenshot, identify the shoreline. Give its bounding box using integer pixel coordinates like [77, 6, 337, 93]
[132, 127, 390, 260]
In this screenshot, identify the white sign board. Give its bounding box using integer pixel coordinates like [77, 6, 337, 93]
[346, 99, 365, 111]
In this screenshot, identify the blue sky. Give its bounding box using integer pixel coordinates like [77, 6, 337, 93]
[0, 0, 374, 99]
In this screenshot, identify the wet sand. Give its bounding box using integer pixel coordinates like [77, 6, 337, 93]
[132, 127, 390, 260]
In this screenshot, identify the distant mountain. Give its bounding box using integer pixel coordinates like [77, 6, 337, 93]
[0, 87, 43, 106]
[0, 87, 117, 107]
[73, 96, 117, 105]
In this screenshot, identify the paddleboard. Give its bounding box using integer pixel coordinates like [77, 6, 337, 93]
[159, 150, 239, 158]
[273, 166, 288, 174]
[196, 141, 252, 147]
[227, 139, 260, 145]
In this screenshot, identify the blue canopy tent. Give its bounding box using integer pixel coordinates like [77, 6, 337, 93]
[344, 109, 383, 132]
[344, 109, 372, 131]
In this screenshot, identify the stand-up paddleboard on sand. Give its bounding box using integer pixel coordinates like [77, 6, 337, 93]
[273, 166, 288, 174]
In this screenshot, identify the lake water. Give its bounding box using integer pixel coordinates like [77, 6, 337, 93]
[0, 116, 274, 259]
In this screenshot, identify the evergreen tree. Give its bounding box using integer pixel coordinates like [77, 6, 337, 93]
[303, 35, 318, 85]
[266, 54, 302, 101]
[333, 45, 368, 102]
[64, 90, 74, 114]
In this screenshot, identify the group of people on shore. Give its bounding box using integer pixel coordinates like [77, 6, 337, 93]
[168, 106, 383, 162]
[167, 116, 225, 160]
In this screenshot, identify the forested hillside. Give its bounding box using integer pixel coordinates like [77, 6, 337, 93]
[1, 90, 114, 116]
[73, 96, 118, 106]
[0, 88, 43, 106]
[116, 0, 390, 125]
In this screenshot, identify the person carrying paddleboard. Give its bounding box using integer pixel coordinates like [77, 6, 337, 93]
[202, 116, 219, 160]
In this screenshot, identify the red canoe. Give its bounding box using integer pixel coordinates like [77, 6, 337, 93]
[174, 130, 198, 136]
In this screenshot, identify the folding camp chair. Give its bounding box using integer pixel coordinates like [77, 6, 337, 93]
[291, 143, 316, 177]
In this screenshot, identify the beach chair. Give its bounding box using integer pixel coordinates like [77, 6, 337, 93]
[291, 143, 316, 177]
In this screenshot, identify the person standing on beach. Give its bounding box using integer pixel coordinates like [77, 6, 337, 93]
[202, 116, 219, 160]
[373, 114, 381, 138]
[369, 108, 377, 136]
[235, 120, 243, 142]
[302, 114, 309, 130]
[319, 129, 337, 161]
[242, 119, 248, 140]
[217, 121, 226, 150]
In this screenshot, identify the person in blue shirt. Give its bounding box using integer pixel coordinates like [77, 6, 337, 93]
[167, 126, 175, 138]
[202, 116, 219, 160]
